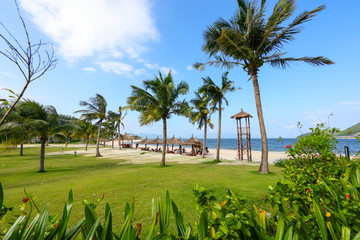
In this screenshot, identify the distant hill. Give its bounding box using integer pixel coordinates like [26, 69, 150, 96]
[337, 122, 360, 137]
[297, 122, 360, 138]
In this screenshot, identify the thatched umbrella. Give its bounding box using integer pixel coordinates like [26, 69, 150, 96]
[184, 135, 203, 154]
[138, 137, 151, 148]
[121, 133, 135, 148]
[167, 135, 180, 151]
[149, 137, 163, 150]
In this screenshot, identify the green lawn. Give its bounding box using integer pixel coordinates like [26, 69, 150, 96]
[0, 145, 282, 234]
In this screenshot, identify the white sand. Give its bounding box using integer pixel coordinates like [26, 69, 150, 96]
[38, 143, 288, 165]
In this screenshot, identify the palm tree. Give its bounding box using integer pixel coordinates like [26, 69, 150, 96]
[127, 71, 189, 166]
[102, 120, 116, 148]
[194, 0, 334, 173]
[107, 107, 127, 149]
[58, 124, 78, 149]
[74, 120, 97, 151]
[190, 92, 214, 158]
[199, 72, 236, 161]
[0, 100, 58, 172]
[75, 94, 107, 157]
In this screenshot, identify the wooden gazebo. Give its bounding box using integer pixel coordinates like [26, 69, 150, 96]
[231, 109, 253, 161]
[121, 133, 135, 148]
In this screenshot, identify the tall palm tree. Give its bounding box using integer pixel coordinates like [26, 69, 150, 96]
[127, 71, 189, 166]
[58, 124, 78, 149]
[107, 107, 127, 149]
[190, 92, 214, 158]
[75, 94, 107, 157]
[0, 100, 58, 172]
[199, 72, 236, 161]
[75, 120, 97, 151]
[194, 0, 334, 173]
[102, 120, 116, 148]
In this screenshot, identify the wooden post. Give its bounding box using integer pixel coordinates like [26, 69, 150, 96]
[231, 109, 253, 162]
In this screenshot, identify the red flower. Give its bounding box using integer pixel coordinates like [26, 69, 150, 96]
[53, 223, 58, 228]
[286, 145, 291, 148]
[22, 197, 29, 203]
[306, 189, 311, 193]
[346, 194, 350, 200]
[326, 173, 328, 176]
[101, 193, 105, 199]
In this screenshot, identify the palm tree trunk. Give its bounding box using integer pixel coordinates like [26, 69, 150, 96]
[20, 143, 23, 156]
[118, 122, 121, 149]
[216, 100, 222, 161]
[202, 114, 207, 158]
[96, 120, 102, 157]
[111, 133, 114, 148]
[65, 136, 69, 149]
[85, 134, 89, 151]
[161, 117, 167, 166]
[39, 137, 47, 172]
[251, 74, 269, 174]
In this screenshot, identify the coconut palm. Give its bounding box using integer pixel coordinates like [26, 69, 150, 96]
[190, 92, 214, 158]
[127, 71, 189, 166]
[199, 72, 236, 161]
[74, 120, 97, 151]
[107, 107, 127, 149]
[0, 100, 58, 172]
[58, 124, 78, 149]
[194, 0, 334, 173]
[75, 94, 107, 157]
[102, 120, 116, 148]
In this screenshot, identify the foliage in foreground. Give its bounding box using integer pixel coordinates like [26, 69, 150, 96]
[2, 124, 360, 239]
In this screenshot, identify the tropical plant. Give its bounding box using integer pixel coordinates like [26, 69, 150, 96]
[107, 107, 127, 149]
[75, 94, 107, 157]
[74, 120, 97, 151]
[198, 72, 236, 161]
[58, 124, 78, 149]
[127, 71, 189, 166]
[0, 100, 58, 172]
[194, 0, 334, 173]
[190, 92, 214, 158]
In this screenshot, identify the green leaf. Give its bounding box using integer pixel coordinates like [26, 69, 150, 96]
[33, 204, 50, 240]
[65, 217, 85, 239]
[171, 200, 186, 237]
[0, 182, 3, 209]
[85, 218, 100, 240]
[313, 192, 328, 240]
[341, 226, 351, 240]
[275, 217, 285, 240]
[3, 215, 25, 240]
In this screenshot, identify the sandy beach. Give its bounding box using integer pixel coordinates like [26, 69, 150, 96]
[39, 143, 288, 165]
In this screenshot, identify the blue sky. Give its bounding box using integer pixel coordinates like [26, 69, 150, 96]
[1, 0, 360, 139]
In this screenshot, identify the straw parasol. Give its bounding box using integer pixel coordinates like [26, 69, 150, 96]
[120, 132, 135, 148]
[138, 137, 151, 148]
[149, 136, 163, 150]
[184, 135, 203, 154]
[167, 135, 180, 151]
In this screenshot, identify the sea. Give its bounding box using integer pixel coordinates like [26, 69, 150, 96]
[197, 138, 360, 155]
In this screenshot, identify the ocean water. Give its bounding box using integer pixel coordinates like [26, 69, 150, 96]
[198, 138, 360, 154]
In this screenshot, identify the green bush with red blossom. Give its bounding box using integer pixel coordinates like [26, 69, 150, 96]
[268, 124, 360, 239]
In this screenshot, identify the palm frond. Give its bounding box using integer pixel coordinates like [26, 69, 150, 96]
[267, 56, 334, 68]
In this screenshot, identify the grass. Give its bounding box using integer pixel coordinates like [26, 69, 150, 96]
[0, 144, 282, 234]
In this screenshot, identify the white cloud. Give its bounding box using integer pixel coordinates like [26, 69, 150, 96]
[186, 65, 193, 71]
[134, 68, 147, 76]
[144, 63, 178, 75]
[20, 0, 159, 61]
[284, 124, 297, 129]
[82, 67, 97, 73]
[304, 115, 318, 120]
[96, 61, 134, 75]
[337, 101, 360, 106]
[302, 110, 332, 115]
[0, 71, 14, 78]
